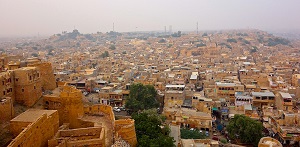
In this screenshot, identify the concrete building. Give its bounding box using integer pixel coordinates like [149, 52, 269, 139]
[215, 82, 244, 103]
[275, 92, 293, 112]
[251, 92, 275, 109]
[164, 84, 186, 108]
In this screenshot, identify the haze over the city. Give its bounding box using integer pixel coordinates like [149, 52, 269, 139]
[1, 0, 300, 37]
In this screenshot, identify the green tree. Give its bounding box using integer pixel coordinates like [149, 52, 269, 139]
[196, 43, 206, 47]
[250, 46, 258, 53]
[243, 40, 250, 44]
[31, 53, 38, 57]
[109, 44, 116, 50]
[101, 51, 109, 58]
[180, 128, 206, 139]
[132, 109, 175, 147]
[125, 83, 159, 112]
[227, 115, 263, 146]
[220, 138, 228, 144]
[227, 38, 237, 43]
[158, 38, 166, 43]
[45, 45, 53, 50]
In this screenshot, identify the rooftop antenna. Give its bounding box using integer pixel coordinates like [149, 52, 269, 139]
[197, 22, 199, 34]
[113, 23, 114, 32]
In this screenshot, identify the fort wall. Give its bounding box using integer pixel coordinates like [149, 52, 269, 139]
[8, 111, 59, 147]
[44, 86, 84, 128]
[114, 119, 137, 147]
[84, 104, 115, 125]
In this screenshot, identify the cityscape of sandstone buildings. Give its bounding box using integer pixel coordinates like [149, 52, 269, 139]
[0, 29, 300, 146]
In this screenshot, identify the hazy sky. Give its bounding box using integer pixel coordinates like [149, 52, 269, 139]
[0, 0, 300, 37]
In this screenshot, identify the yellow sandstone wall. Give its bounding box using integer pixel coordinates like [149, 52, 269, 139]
[0, 71, 15, 102]
[13, 67, 42, 107]
[48, 127, 106, 147]
[44, 86, 84, 128]
[27, 62, 56, 90]
[0, 97, 14, 123]
[114, 119, 137, 147]
[8, 112, 59, 147]
[84, 104, 115, 125]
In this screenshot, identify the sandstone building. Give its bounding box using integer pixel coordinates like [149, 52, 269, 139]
[8, 109, 59, 147]
[14, 67, 42, 107]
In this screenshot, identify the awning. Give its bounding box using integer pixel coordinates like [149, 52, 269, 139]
[229, 114, 235, 118]
[212, 107, 218, 111]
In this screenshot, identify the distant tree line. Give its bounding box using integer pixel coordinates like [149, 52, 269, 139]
[266, 37, 290, 46]
[100, 51, 109, 58]
[227, 38, 237, 43]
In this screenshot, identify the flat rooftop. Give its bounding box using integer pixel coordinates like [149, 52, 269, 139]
[11, 109, 57, 123]
[215, 82, 236, 87]
[251, 92, 275, 97]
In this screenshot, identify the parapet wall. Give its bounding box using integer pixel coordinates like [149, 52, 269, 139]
[8, 112, 59, 147]
[60, 127, 102, 137]
[60, 86, 82, 99]
[57, 81, 67, 87]
[48, 127, 105, 147]
[84, 104, 115, 125]
[115, 119, 137, 147]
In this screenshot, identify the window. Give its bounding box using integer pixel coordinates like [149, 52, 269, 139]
[29, 76, 32, 80]
[22, 89, 24, 92]
[34, 86, 36, 89]
[15, 78, 19, 82]
[2, 81, 4, 85]
[3, 91, 5, 95]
